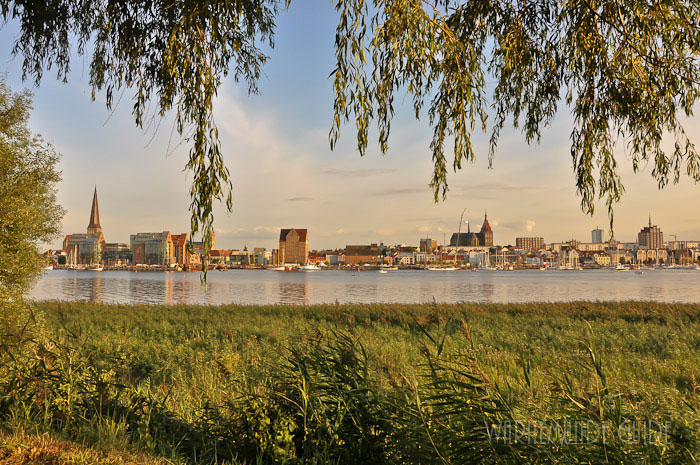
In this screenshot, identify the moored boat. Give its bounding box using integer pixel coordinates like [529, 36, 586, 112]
[299, 264, 320, 272]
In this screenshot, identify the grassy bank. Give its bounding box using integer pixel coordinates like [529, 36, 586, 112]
[2, 301, 700, 464]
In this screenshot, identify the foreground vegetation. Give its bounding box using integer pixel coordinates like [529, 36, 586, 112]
[1, 301, 700, 464]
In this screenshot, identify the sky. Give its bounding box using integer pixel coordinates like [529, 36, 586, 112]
[2, 3, 699, 251]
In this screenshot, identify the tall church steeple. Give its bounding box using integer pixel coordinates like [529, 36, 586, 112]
[87, 186, 102, 234]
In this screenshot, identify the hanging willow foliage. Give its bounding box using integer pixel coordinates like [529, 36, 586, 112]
[331, 0, 700, 231]
[2, 0, 699, 258]
[1, 0, 288, 277]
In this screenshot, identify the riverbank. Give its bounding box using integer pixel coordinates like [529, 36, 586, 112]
[2, 301, 699, 464]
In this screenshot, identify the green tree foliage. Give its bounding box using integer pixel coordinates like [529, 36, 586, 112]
[0, 0, 287, 270]
[0, 77, 63, 340]
[331, 0, 700, 229]
[2, 0, 699, 240]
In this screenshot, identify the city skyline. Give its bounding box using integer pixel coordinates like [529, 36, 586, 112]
[2, 3, 699, 251]
[61, 186, 691, 252]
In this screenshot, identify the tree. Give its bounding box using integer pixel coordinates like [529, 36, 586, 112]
[2, 0, 699, 247]
[0, 77, 64, 334]
[331, 0, 700, 231]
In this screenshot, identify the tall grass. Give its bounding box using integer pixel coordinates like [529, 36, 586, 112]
[1, 301, 699, 463]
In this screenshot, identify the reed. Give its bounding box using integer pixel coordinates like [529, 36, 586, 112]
[1, 301, 699, 464]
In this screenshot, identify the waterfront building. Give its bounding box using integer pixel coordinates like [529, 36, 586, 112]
[636, 248, 668, 265]
[638, 216, 664, 249]
[253, 248, 271, 266]
[308, 251, 327, 265]
[415, 252, 438, 264]
[396, 252, 416, 265]
[345, 244, 382, 266]
[130, 232, 174, 266]
[230, 249, 255, 265]
[209, 250, 232, 265]
[102, 243, 131, 265]
[63, 187, 105, 264]
[171, 233, 200, 267]
[279, 228, 309, 264]
[592, 227, 604, 244]
[515, 237, 544, 250]
[64, 233, 105, 265]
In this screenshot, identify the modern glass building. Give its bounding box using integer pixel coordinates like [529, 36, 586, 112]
[130, 232, 174, 266]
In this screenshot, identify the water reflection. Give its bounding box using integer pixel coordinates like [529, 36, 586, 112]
[277, 275, 310, 305]
[30, 269, 700, 305]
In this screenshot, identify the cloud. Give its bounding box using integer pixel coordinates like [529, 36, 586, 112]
[496, 220, 538, 233]
[288, 197, 314, 202]
[322, 168, 398, 177]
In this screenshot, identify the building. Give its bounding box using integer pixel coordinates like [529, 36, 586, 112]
[636, 248, 668, 265]
[102, 243, 131, 265]
[591, 227, 604, 244]
[209, 249, 232, 265]
[450, 212, 494, 247]
[252, 248, 272, 266]
[344, 244, 382, 266]
[63, 187, 105, 264]
[419, 238, 438, 253]
[515, 237, 544, 250]
[171, 233, 200, 267]
[130, 232, 174, 266]
[637, 216, 663, 249]
[415, 252, 438, 264]
[449, 230, 479, 247]
[64, 233, 105, 265]
[279, 228, 309, 264]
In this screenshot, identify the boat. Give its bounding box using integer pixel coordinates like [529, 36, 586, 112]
[299, 264, 320, 272]
[378, 269, 388, 274]
[380, 266, 398, 271]
[43, 265, 53, 271]
[425, 266, 459, 271]
[266, 266, 286, 271]
[615, 264, 630, 271]
[635, 270, 644, 275]
[88, 264, 104, 271]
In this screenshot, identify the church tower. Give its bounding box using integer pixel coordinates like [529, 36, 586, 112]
[87, 186, 102, 234]
[478, 211, 493, 247]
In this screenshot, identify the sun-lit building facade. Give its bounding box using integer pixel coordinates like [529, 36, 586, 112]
[130, 232, 174, 266]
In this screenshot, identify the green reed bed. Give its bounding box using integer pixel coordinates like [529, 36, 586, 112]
[1, 301, 699, 464]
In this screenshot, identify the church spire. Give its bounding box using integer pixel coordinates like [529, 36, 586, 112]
[87, 186, 102, 234]
[648, 214, 652, 228]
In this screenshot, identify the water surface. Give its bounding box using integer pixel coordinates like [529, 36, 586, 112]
[30, 269, 700, 305]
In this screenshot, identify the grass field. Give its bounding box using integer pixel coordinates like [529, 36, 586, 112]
[1, 301, 699, 464]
